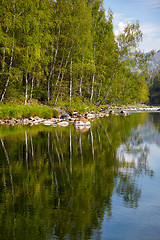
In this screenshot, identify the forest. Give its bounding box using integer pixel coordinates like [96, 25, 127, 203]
[149, 69, 160, 105]
[0, 0, 154, 109]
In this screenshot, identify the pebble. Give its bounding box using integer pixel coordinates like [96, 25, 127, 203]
[5, 107, 160, 126]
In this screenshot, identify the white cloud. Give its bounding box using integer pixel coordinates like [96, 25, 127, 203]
[113, 11, 160, 52]
[113, 12, 134, 36]
[115, 22, 126, 36]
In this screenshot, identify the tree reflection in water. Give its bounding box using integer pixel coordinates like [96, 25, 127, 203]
[0, 113, 155, 239]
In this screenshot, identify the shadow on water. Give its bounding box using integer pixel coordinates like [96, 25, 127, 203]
[0, 112, 159, 239]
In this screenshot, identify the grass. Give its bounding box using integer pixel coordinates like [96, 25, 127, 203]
[56, 98, 99, 114]
[0, 104, 59, 119]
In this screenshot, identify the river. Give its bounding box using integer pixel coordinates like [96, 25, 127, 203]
[0, 112, 160, 240]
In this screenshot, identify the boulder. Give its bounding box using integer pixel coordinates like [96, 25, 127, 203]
[121, 110, 129, 116]
[85, 113, 96, 119]
[74, 125, 90, 132]
[69, 118, 75, 122]
[43, 120, 53, 126]
[57, 121, 69, 127]
[73, 117, 91, 127]
[60, 113, 70, 120]
[66, 109, 73, 117]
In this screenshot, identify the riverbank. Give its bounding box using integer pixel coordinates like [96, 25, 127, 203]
[113, 106, 160, 112]
[0, 111, 109, 126]
[0, 104, 160, 126]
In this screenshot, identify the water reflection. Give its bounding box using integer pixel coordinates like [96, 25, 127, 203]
[0, 113, 160, 239]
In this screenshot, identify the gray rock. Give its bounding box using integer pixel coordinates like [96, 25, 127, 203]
[60, 113, 70, 120]
[85, 113, 96, 119]
[57, 121, 69, 127]
[121, 110, 129, 116]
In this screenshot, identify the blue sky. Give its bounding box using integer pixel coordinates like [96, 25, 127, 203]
[103, 0, 160, 52]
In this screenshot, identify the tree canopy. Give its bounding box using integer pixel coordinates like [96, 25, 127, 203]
[0, 0, 152, 107]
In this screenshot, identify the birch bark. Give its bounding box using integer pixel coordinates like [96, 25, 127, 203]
[90, 44, 96, 103]
[97, 67, 117, 108]
[47, 25, 61, 102]
[1, 28, 8, 73]
[54, 43, 73, 106]
[25, 71, 28, 105]
[30, 75, 34, 100]
[79, 57, 84, 96]
[69, 56, 73, 103]
[0, 1, 15, 103]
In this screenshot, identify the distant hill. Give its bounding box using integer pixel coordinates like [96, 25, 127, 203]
[148, 49, 160, 71]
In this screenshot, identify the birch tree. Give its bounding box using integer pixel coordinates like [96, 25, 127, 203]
[0, 0, 16, 103]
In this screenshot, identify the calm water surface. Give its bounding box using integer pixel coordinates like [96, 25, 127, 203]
[0, 113, 160, 240]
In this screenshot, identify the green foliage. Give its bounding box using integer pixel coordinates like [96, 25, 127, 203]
[149, 69, 160, 105]
[0, 0, 151, 107]
[56, 97, 98, 114]
[0, 104, 59, 119]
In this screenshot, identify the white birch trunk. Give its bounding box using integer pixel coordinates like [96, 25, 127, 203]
[79, 57, 84, 96]
[54, 43, 73, 106]
[90, 44, 96, 104]
[69, 56, 73, 103]
[79, 75, 83, 96]
[47, 25, 61, 102]
[53, 24, 80, 105]
[97, 78, 103, 100]
[106, 81, 128, 109]
[90, 73, 95, 104]
[52, 40, 68, 98]
[0, 1, 15, 103]
[2, 28, 9, 73]
[25, 71, 28, 105]
[0, 38, 14, 103]
[30, 75, 34, 100]
[97, 67, 117, 108]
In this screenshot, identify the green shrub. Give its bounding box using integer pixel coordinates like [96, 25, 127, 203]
[52, 109, 59, 118]
[0, 106, 9, 119]
[8, 107, 19, 118]
[0, 104, 59, 119]
[21, 106, 31, 118]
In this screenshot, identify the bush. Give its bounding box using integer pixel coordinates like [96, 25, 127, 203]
[0, 106, 9, 119]
[52, 109, 59, 118]
[0, 104, 59, 119]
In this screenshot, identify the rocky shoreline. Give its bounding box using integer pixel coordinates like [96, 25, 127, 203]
[0, 106, 160, 126]
[0, 112, 109, 126]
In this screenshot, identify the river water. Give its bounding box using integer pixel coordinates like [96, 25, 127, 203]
[0, 112, 160, 240]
